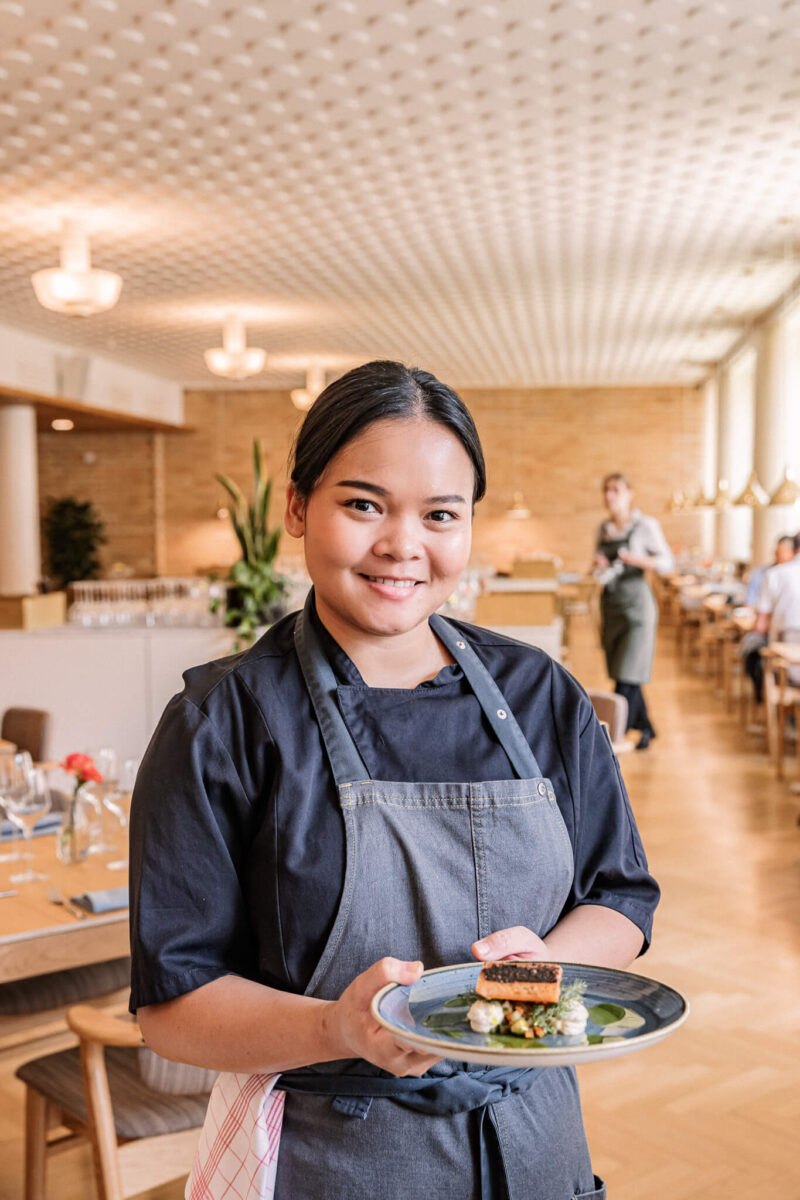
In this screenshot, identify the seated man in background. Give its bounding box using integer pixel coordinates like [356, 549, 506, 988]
[745, 535, 796, 607]
[740, 534, 797, 703]
[753, 532, 800, 691]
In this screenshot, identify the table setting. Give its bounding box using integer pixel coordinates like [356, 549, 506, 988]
[0, 747, 135, 984]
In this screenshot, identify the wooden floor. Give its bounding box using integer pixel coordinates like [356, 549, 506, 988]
[575, 615, 800, 1199]
[0, 613, 798, 1198]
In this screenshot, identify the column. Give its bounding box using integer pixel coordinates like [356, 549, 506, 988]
[716, 349, 755, 563]
[0, 405, 41, 594]
[752, 320, 789, 565]
[699, 378, 717, 559]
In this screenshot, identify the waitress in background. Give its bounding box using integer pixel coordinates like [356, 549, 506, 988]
[594, 472, 675, 750]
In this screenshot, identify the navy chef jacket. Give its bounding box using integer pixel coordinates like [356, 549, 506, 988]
[129, 608, 659, 1011]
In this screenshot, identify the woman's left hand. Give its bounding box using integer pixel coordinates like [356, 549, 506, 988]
[471, 926, 548, 962]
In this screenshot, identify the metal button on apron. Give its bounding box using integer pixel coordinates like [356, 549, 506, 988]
[538, 782, 547, 795]
[456, 641, 466, 649]
[497, 709, 507, 719]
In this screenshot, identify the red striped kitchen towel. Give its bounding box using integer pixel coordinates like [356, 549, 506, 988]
[186, 1072, 285, 1199]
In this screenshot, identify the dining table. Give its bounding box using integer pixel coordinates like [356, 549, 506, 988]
[0, 828, 129, 986]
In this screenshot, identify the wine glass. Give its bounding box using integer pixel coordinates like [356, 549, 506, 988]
[2, 759, 51, 883]
[85, 747, 122, 855]
[0, 751, 34, 863]
[106, 757, 138, 872]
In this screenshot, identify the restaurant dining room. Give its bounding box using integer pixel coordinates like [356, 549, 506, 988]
[1, 1, 799, 1198]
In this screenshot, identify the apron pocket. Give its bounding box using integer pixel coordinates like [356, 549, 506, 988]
[574, 1177, 606, 1199]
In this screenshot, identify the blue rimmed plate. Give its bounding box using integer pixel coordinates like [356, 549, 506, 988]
[371, 962, 688, 1068]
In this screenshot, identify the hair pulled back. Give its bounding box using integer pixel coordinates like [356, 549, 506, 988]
[603, 472, 631, 490]
[290, 360, 486, 504]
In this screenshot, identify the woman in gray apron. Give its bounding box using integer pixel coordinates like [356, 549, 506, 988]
[131, 363, 660, 1200]
[594, 473, 674, 750]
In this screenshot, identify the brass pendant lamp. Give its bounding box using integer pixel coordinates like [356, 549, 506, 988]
[769, 467, 800, 506]
[734, 470, 769, 508]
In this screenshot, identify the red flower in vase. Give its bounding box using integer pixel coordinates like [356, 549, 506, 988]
[59, 752, 104, 786]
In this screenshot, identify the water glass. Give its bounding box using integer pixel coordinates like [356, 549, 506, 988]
[3, 761, 51, 884]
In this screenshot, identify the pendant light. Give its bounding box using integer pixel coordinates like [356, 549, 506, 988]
[31, 219, 122, 316]
[769, 467, 800, 506]
[291, 364, 327, 411]
[505, 491, 531, 519]
[734, 470, 769, 508]
[204, 314, 266, 381]
[711, 478, 732, 509]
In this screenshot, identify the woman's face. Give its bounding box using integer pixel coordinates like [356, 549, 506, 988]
[603, 477, 632, 519]
[285, 417, 475, 640]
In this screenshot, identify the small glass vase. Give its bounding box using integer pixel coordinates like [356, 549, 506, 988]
[55, 790, 92, 864]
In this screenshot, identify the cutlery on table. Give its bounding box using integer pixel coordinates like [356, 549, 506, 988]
[46, 885, 87, 920]
[0, 889, 19, 898]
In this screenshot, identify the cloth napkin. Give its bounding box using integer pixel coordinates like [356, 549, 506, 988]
[0, 812, 63, 841]
[70, 885, 129, 913]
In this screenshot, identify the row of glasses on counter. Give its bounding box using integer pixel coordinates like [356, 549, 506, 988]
[0, 747, 139, 882]
[68, 577, 228, 628]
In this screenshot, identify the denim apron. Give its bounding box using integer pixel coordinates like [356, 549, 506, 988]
[599, 521, 658, 685]
[274, 595, 605, 1200]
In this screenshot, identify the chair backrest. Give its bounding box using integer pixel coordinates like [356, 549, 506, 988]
[1, 707, 50, 761]
[587, 690, 628, 745]
[475, 590, 557, 625]
[778, 628, 800, 687]
[138, 1046, 218, 1095]
[511, 557, 558, 580]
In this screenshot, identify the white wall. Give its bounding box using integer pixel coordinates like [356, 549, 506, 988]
[0, 323, 183, 425]
[0, 627, 235, 764]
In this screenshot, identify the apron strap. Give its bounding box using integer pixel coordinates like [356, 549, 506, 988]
[294, 592, 371, 786]
[294, 593, 545, 786]
[430, 613, 544, 779]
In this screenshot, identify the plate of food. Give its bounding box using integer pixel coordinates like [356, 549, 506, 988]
[371, 961, 688, 1068]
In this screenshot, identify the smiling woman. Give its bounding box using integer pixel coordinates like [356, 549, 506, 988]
[129, 360, 659, 1200]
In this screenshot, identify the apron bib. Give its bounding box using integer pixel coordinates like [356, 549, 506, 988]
[599, 522, 658, 684]
[187, 596, 604, 1200]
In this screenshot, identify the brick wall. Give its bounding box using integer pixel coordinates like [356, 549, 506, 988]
[38, 430, 159, 578]
[464, 386, 705, 571]
[37, 384, 705, 578]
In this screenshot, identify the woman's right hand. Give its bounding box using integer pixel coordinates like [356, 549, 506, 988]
[593, 553, 610, 570]
[321, 957, 443, 1077]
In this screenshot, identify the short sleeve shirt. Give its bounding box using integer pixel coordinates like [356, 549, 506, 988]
[129, 609, 660, 1011]
[756, 556, 800, 641]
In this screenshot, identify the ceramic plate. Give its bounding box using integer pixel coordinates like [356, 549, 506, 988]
[371, 962, 688, 1068]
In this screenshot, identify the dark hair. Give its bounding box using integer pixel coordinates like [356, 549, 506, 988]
[602, 472, 631, 490]
[794, 532, 800, 554]
[289, 360, 486, 503]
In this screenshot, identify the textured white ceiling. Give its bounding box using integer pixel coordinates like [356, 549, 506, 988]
[1, 0, 799, 389]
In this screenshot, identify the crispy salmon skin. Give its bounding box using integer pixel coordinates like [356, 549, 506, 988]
[475, 961, 563, 1004]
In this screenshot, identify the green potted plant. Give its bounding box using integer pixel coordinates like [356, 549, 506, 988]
[213, 439, 288, 647]
[42, 496, 106, 590]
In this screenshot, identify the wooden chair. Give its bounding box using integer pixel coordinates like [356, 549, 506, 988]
[16, 1003, 215, 1200]
[587, 690, 633, 754]
[676, 585, 712, 665]
[0, 958, 131, 1053]
[1, 708, 50, 762]
[474, 589, 557, 625]
[762, 642, 800, 781]
[510, 557, 558, 580]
